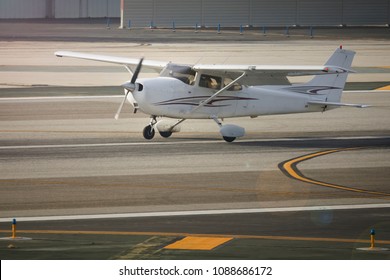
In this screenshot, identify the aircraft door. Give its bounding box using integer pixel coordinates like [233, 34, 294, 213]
[197, 74, 223, 116]
[223, 77, 244, 117]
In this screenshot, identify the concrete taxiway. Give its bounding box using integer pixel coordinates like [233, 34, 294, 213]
[0, 21, 389, 259]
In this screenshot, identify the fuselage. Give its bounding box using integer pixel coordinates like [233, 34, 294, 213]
[131, 77, 322, 119]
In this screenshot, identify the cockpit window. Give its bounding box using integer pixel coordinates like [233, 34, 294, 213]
[199, 74, 222, 90]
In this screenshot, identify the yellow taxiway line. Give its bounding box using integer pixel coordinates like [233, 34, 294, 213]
[279, 148, 390, 197]
[376, 85, 390, 91]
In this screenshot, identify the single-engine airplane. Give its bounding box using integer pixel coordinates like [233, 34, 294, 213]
[55, 46, 367, 142]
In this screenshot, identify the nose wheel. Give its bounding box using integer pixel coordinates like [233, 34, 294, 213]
[143, 116, 157, 140]
[143, 125, 155, 140]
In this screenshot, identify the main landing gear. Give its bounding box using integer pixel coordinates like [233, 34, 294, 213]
[212, 116, 245, 143]
[159, 131, 173, 138]
[222, 136, 236, 143]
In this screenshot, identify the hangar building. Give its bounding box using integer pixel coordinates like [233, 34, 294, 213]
[0, 0, 120, 19]
[122, 0, 390, 28]
[1, 0, 389, 27]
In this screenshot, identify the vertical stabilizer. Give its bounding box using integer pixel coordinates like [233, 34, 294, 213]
[307, 47, 355, 102]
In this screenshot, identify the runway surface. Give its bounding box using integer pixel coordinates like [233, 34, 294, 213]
[0, 91, 389, 218]
[1, 28, 390, 258]
[0, 92, 389, 260]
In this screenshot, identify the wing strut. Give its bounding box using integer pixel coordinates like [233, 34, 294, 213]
[190, 72, 246, 115]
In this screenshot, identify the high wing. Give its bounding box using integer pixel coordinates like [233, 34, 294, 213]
[193, 64, 353, 85]
[55, 51, 167, 73]
[55, 51, 351, 85]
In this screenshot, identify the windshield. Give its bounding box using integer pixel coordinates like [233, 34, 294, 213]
[162, 64, 196, 85]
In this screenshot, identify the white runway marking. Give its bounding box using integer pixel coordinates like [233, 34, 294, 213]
[1, 203, 389, 222]
[0, 136, 388, 150]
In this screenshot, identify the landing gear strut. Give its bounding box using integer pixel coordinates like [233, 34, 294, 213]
[211, 115, 244, 143]
[143, 116, 157, 140]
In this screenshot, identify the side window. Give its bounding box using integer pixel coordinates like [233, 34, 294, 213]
[199, 74, 222, 90]
[224, 77, 242, 91]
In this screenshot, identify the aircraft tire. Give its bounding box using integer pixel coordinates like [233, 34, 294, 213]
[143, 125, 155, 140]
[223, 136, 236, 142]
[159, 131, 172, 138]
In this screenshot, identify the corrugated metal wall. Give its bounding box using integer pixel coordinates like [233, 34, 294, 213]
[55, 0, 120, 18]
[55, 0, 80, 18]
[1, 0, 389, 25]
[297, 0, 342, 26]
[343, 0, 389, 26]
[0, 0, 47, 19]
[154, 0, 201, 27]
[0, 0, 120, 19]
[123, 0, 390, 28]
[251, 0, 296, 27]
[88, 0, 109, 18]
[203, 0, 250, 27]
[123, 0, 153, 27]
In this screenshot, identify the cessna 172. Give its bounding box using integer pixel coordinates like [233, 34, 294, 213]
[55, 46, 366, 142]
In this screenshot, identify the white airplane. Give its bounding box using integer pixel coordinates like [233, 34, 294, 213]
[55, 46, 367, 142]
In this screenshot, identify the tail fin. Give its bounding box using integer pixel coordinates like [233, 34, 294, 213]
[306, 47, 355, 102]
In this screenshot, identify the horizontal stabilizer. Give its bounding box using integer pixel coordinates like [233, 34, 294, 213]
[308, 101, 370, 108]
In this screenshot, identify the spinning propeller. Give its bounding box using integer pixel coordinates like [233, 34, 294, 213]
[115, 57, 144, 120]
